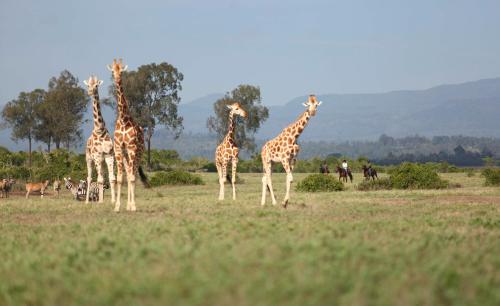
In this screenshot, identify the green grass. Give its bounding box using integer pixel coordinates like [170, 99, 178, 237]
[1, 172, 499, 306]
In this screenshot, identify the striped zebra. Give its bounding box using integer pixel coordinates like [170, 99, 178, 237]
[79, 180, 108, 202]
[64, 177, 85, 201]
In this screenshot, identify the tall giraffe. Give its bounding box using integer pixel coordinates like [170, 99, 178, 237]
[83, 75, 115, 204]
[261, 95, 322, 207]
[215, 103, 247, 200]
[107, 59, 148, 212]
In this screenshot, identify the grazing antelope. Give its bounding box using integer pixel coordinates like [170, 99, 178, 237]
[25, 180, 50, 199]
[0, 179, 15, 198]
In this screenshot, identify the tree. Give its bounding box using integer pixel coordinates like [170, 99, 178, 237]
[108, 62, 184, 170]
[44, 70, 88, 149]
[1, 89, 46, 167]
[207, 85, 269, 152]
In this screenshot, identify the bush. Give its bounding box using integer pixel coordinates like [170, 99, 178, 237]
[150, 170, 204, 187]
[389, 162, 449, 189]
[296, 174, 344, 192]
[481, 168, 500, 186]
[357, 178, 393, 191]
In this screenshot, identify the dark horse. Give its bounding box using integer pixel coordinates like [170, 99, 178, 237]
[362, 165, 378, 180]
[320, 163, 330, 174]
[335, 166, 353, 183]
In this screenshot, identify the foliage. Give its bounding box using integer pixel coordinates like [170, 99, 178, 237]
[296, 174, 344, 192]
[44, 70, 88, 149]
[1, 89, 45, 166]
[108, 62, 184, 169]
[149, 170, 204, 187]
[357, 178, 393, 191]
[389, 162, 449, 189]
[207, 85, 269, 152]
[481, 168, 500, 186]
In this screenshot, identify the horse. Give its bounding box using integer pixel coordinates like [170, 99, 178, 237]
[320, 163, 330, 174]
[335, 166, 353, 183]
[362, 165, 378, 180]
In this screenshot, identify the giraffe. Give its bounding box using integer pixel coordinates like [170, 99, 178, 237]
[261, 94, 322, 207]
[83, 75, 116, 204]
[215, 102, 247, 200]
[107, 58, 149, 212]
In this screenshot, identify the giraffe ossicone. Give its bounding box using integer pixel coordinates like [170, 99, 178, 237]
[260, 94, 322, 207]
[215, 102, 247, 201]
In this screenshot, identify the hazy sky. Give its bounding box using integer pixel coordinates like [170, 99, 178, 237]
[1, 0, 499, 106]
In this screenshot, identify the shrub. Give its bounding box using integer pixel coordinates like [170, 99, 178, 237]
[296, 174, 344, 192]
[357, 178, 393, 191]
[150, 170, 204, 187]
[389, 162, 449, 189]
[481, 168, 500, 186]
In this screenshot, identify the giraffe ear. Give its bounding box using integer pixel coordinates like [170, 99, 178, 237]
[302, 102, 308, 107]
[122, 65, 128, 71]
[98, 80, 104, 86]
[226, 105, 232, 110]
[106, 64, 113, 71]
[318, 101, 323, 106]
[83, 80, 89, 86]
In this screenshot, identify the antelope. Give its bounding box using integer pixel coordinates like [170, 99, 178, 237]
[25, 180, 50, 199]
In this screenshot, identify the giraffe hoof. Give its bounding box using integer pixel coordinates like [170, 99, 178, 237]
[114, 208, 120, 213]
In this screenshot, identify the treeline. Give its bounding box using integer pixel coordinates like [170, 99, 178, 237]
[152, 132, 500, 165]
[1, 71, 88, 166]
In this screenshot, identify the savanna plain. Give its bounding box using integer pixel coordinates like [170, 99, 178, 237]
[1, 172, 499, 306]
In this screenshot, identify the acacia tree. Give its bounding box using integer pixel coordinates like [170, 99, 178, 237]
[207, 85, 269, 152]
[1, 89, 46, 167]
[44, 70, 88, 149]
[108, 62, 184, 169]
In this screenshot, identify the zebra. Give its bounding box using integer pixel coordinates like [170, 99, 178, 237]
[64, 177, 84, 201]
[79, 180, 108, 202]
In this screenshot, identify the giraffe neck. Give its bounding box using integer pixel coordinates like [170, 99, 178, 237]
[91, 90, 106, 132]
[226, 111, 235, 140]
[114, 77, 129, 120]
[291, 110, 311, 140]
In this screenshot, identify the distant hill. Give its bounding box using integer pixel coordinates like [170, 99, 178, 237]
[2, 78, 500, 153]
[256, 77, 500, 141]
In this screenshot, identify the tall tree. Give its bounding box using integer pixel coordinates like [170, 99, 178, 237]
[1, 89, 46, 167]
[207, 85, 269, 152]
[44, 70, 88, 149]
[108, 62, 184, 169]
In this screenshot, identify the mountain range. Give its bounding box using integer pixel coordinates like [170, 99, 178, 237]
[2, 77, 500, 152]
[179, 77, 500, 141]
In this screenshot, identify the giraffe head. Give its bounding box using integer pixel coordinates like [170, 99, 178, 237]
[106, 58, 128, 81]
[302, 94, 322, 116]
[226, 102, 247, 118]
[83, 75, 103, 96]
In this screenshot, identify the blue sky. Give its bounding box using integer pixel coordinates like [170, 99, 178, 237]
[1, 0, 499, 106]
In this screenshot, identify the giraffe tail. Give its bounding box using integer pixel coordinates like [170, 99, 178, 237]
[138, 166, 151, 188]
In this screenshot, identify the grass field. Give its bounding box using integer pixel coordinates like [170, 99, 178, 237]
[1, 172, 499, 306]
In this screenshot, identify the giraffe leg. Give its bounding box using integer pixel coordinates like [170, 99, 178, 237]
[114, 150, 124, 212]
[105, 154, 116, 204]
[85, 156, 93, 204]
[261, 154, 277, 206]
[220, 162, 228, 201]
[231, 157, 238, 200]
[216, 161, 224, 201]
[126, 152, 137, 212]
[282, 161, 293, 208]
[96, 157, 105, 203]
